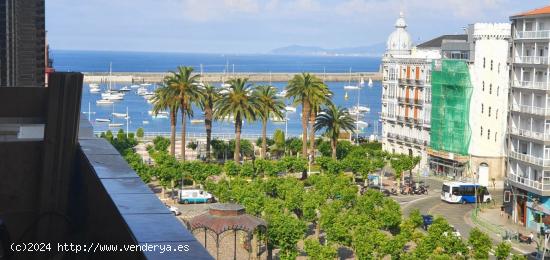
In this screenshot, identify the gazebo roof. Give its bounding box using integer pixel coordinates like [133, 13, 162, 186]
[188, 204, 267, 235]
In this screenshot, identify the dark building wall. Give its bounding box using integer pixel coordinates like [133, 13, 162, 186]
[0, 0, 45, 87]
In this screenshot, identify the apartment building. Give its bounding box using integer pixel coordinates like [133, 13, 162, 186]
[508, 5, 550, 230]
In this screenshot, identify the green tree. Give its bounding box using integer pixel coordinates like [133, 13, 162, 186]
[468, 228, 492, 259]
[266, 212, 306, 260]
[186, 141, 198, 151]
[495, 241, 511, 260]
[214, 78, 257, 163]
[272, 129, 286, 158]
[286, 73, 327, 160]
[152, 136, 170, 152]
[308, 84, 332, 162]
[304, 238, 337, 260]
[253, 85, 285, 159]
[286, 137, 302, 156]
[105, 130, 113, 142]
[196, 83, 219, 162]
[151, 82, 179, 156]
[117, 129, 125, 140]
[136, 127, 144, 139]
[314, 105, 355, 159]
[166, 66, 201, 161]
[224, 160, 241, 177]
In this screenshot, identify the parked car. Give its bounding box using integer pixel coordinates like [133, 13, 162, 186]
[178, 189, 214, 204]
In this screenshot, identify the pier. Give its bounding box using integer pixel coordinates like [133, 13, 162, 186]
[83, 71, 382, 83]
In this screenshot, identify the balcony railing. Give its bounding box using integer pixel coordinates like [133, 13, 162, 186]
[397, 97, 424, 105]
[508, 173, 550, 192]
[511, 104, 550, 116]
[509, 150, 550, 167]
[512, 80, 550, 90]
[516, 30, 550, 39]
[398, 78, 426, 86]
[509, 127, 550, 141]
[386, 132, 429, 146]
[515, 56, 549, 65]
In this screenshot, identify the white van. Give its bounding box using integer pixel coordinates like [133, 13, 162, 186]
[178, 189, 214, 204]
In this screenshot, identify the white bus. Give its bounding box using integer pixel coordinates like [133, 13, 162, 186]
[441, 182, 492, 204]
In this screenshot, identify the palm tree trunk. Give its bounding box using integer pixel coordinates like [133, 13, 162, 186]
[170, 108, 177, 157]
[181, 101, 187, 162]
[234, 115, 242, 162]
[331, 138, 337, 160]
[301, 101, 310, 158]
[309, 110, 316, 162]
[261, 118, 267, 159]
[205, 107, 212, 162]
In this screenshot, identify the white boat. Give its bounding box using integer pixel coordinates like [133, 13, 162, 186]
[101, 92, 123, 99]
[368, 78, 373, 87]
[140, 83, 152, 87]
[352, 105, 370, 113]
[147, 99, 154, 104]
[142, 120, 150, 125]
[143, 93, 155, 100]
[95, 118, 110, 123]
[344, 85, 360, 90]
[152, 114, 168, 119]
[285, 106, 296, 112]
[108, 123, 124, 128]
[221, 83, 231, 88]
[148, 110, 169, 116]
[112, 113, 128, 118]
[360, 77, 365, 86]
[104, 95, 123, 101]
[355, 120, 369, 127]
[137, 87, 148, 95]
[276, 90, 287, 97]
[119, 86, 131, 92]
[89, 83, 100, 88]
[191, 119, 204, 124]
[90, 88, 101, 93]
[96, 99, 113, 105]
[130, 84, 141, 89]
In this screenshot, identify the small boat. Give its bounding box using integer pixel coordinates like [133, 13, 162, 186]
[148, 110, 169, 116]
[130, 84, 141, 89]
[355, 121, 369, 127]
[140, 83, 152, 87]
[191, 119, 204, 124]
[89, 83, 100, 88]
[344, 92, 349, 101]
[104, 95, 123, 100]
[90, 88, 101, 93]
[352, 106, 370, 113]
[368, 78, 373, 87]
[137, 87, 148, 95]
[344, 85, 360, 90]
[95, 118, 110, 123]
[112, 113, 128, 118]
[221, 83, 231, 88]
[152, 114, 168, 119]
[143, 93, 155, 100]
[285, 106, 296, 112]
[102, 92, 123, 99]
[276, 90, 287, 97]
[96, 99, 113, 105]
[108, 123, 124, 128]
[142, 120, 149, 125]
[119, 86, 131, 92]
[360, 77, 365, 86]
[147, 99, 154, 104]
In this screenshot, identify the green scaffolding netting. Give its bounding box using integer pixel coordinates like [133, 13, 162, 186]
[430, 59, 472, 155]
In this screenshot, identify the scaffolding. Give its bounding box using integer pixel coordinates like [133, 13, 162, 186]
[430, 59, 473, 156]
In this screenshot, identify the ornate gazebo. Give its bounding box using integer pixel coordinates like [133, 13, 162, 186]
[187, 204, 267, 260]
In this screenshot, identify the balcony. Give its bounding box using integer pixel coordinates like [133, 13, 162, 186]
[509, 127, 550, 141]
[397, 96, 424, 106]
[512, 80, 550, 91]
[509, 150, 550, 167]
[398, 78, 426, 87]
[515, 30, 550, 39]
[515, 56, 549, 65]
[511, 104, 550, 116]
[386, 132, 429, 146]
[508, 172, 550, 195]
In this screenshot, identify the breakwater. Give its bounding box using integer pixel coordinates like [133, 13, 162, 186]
[83, 72, 382, 83]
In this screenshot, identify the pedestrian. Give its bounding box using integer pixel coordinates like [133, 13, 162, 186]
[500, 205, 505, 216]
[528, 232, 534, 244]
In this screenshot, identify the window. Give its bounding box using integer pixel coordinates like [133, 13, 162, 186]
[495, 132, 497, 142]
[488, 129, 491, 140]
[489, 84, 492, 94]
[481, 126, 483, 136]
[482, 81, 485, 91]
[491, 60, 493, 71]
[498, 63, 501, 74]
[496, 109, 498, 119]
[489, 107, 491, 117]
[481, 104, 484, 113]
[483, 58, 486, 68]
[497, 86, 499, 96]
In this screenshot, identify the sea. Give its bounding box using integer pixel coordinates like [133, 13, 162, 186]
[51, 50, 383, 138]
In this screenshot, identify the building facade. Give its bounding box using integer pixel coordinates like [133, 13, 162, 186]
[427, 23, 510, 187]
[381, 13, 438, 170]
[0, 0, 46, 87]
[508, 6, 550, 230]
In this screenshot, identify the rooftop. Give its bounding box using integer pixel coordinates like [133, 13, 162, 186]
[417, 35, 468, 49]
[511, 5, 550, 18]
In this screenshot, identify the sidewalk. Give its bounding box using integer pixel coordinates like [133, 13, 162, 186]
[470, 206, 538, 254]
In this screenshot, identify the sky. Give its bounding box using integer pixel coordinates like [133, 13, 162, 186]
[46, 0, 549, 54]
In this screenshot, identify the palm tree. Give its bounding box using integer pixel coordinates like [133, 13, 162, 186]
[197, 83, 219, 162]
[151, 83, 179, 156]
[214, 78, 257, 163]
[286, 73, 327, 160]
[253, 85, 285, 159]
[308, 85, 332, 162]
[166, 66, 201, 161]
[314, 105, 355, 159]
